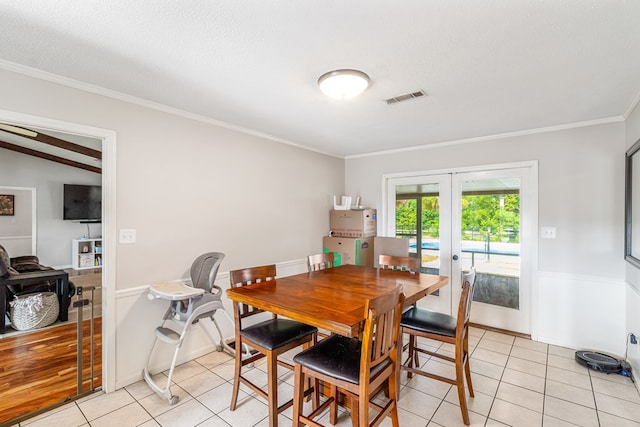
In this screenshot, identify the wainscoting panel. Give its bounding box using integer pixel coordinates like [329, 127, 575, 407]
[626, 283, 640, 395]
[114, 264, 628, 390]
[537, 271, 626, 356]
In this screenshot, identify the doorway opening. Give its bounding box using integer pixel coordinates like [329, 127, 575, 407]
[384, 162, 537, 335]
[0, 109, 116, 423]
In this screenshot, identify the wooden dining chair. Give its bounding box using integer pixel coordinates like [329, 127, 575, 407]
[307, 252, 336, 340]
[307, 252, 335, 272]
[229, 264, 318, 427]
[378, 254, 419, 273]
[292, 285, 404, 427]
[400, 267, 477, 425]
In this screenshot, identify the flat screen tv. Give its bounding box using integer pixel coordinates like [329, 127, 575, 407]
[63, 184, 102, 222]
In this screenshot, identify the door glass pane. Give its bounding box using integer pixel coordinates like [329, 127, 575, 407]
[420, 189, 440, 275]
[460, 178, 521, 309]
[395, 183, 440, 275]
[395, 198, 418, 255]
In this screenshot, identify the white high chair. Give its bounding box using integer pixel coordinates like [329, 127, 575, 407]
[143, 252, 235, 405]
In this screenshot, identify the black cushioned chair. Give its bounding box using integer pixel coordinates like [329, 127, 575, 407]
[229, 264, 318, 427]
[292, 285, 404, 427]
[400, 267, 477, 425]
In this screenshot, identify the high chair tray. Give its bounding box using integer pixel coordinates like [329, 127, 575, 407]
[149, 281, 205, 300]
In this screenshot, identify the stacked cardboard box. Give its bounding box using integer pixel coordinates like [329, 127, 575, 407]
[323, 209, 377, 266]
[329, 209, 377, 238]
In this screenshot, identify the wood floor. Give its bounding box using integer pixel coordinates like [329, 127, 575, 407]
[0, 317, 102, 425]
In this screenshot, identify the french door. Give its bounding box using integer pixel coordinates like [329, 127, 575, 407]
[385, 164, 536, 334]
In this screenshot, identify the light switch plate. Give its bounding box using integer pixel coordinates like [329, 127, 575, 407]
[541, 227, 556, 239]
[119, 229, 136, 244]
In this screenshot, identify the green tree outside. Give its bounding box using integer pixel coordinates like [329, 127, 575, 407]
[396, 194, 520, 242]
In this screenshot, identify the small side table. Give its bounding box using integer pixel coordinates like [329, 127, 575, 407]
[0, 270, 70, 334]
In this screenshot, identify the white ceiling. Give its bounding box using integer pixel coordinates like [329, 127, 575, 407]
[1, 1, 639, 158]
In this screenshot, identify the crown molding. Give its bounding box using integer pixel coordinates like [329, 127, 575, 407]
[0, 59, 342, 160]
[346, 116, 624, 159]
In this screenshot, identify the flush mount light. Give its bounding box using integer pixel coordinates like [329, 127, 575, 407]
[0, 123, 38, 137]
[318, 69, 370, 99]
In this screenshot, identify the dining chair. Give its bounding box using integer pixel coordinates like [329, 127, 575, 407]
[378, 254, 420, 359]
[307, 252, 336, 340]
[378, 254, 419, 272]
[229, 264, 318, 427]
[291, 285, 404, 427]
[307, 252, 335, 272]
[400, 267, 477, 425]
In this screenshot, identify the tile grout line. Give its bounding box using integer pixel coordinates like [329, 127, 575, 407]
[481, 331, 511, 426]
[18, 331, 640, 427]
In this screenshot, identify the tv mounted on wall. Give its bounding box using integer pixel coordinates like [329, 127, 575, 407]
[63, 184, 102, 223]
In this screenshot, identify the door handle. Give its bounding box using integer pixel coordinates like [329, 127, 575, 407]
[452, 254, 459, 260]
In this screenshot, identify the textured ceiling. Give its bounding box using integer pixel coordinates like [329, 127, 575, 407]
[1, 1, 639, 158]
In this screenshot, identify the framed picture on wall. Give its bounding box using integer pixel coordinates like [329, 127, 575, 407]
[0, 194, 15, 216]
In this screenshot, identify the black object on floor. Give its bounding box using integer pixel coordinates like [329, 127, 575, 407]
[575, 350, 634, 380]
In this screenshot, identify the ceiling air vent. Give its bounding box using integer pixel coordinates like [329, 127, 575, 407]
[385, 90, 427, 105]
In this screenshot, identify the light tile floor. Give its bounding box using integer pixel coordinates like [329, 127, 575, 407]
[14, 327, 640, 427]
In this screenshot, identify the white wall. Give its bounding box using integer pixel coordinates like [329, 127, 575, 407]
[0, 68, 344, 389]
[346, 122, 628, 354]
[625, 99, 640, 380]
[0, 151, 101, 266]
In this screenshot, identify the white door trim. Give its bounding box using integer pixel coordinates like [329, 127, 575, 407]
[451, 166, 536, 333]
[0, 108, 117, 392]
[382, 161, 539, 338]
[384, 173, 453, 314]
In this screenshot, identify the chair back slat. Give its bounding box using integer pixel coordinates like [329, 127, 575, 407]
[307, 252, 335, 272]
[361, 285, 404, 374]
[378, 254, 419, 273]
[230, 264, 276, 286]
[229, 264, 277, 322]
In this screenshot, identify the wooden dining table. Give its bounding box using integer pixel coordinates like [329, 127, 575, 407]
[226, 264, 448, 338]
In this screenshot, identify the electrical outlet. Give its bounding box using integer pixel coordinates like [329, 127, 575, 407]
[631, 333, 637, 345]
[119, 229, 136, 244]
[541, 227, 556, 239]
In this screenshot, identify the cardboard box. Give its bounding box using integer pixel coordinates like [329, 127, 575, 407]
[330, 209, 377, 238]
[323, 236, 374, 267]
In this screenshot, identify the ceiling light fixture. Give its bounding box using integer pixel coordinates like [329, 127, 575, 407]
[318, 69, 370, 99]
[0, 123, 38, 137]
